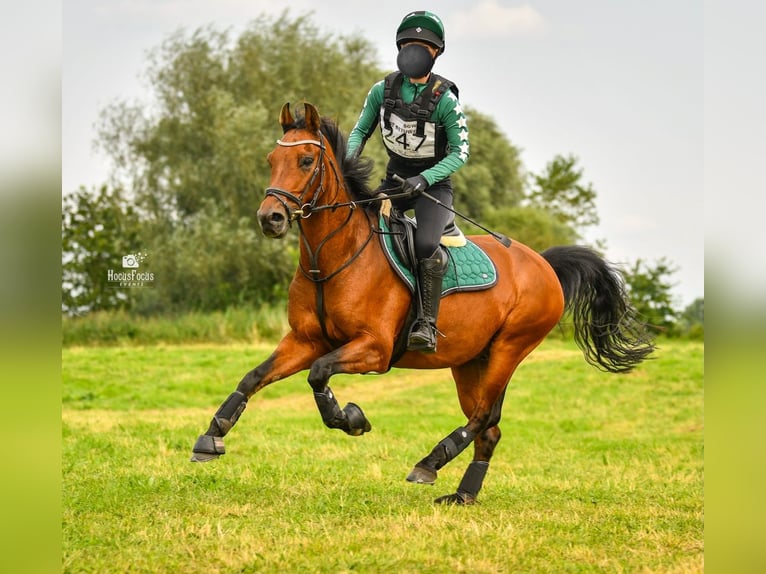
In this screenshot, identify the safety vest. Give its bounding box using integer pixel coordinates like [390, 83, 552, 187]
[380, 72, 458, 174]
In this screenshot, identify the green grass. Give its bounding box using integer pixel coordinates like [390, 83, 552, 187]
[62, 306, 291, 347]
[62, 339, 703, 573]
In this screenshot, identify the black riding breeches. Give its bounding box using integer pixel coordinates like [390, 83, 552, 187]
[384, 177, 454, 260]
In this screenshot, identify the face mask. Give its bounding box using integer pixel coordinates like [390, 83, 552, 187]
[397, 44, 435, 78]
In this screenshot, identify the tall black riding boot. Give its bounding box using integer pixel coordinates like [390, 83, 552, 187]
[408, 251, 447, 353]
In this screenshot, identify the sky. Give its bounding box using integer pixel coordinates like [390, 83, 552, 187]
[60, 0, 711, 307]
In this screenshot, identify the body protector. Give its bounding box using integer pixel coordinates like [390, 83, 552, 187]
[380, 71, 458, 177]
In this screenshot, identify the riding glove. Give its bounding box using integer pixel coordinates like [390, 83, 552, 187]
[402, 175, 429, 197]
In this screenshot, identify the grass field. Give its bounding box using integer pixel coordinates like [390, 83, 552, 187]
[62, 339, 703, 573]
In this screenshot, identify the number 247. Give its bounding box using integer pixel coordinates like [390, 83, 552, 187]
[383, 128, 426, 151]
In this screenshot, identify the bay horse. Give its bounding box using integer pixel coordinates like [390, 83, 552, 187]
[190, 102, 654, 505]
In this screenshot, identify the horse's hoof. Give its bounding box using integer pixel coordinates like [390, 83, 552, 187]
[190, 434, 225, 462]
[190, 451, 222, 463]
[406, 465, 437, 484]
[434, 492, 477, 505]
[343, 402, 372, 436]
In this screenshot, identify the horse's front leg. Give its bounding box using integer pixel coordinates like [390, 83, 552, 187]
[190, 333, 320, 462]
[307, 335, 392, 437]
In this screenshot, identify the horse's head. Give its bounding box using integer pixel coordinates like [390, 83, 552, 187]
[257, 102, 335, 238]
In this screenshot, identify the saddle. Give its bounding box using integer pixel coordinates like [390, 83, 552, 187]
[378, 202, 498, 296]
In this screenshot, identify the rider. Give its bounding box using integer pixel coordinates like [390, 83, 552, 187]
[347, 10, 470, 353]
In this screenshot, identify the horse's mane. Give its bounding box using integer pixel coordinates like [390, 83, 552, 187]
[285, 114, 377, 208]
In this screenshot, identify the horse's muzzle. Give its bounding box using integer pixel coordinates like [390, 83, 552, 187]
[257, 206, 289, 238]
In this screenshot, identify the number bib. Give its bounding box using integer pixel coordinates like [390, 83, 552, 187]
[379, 109, 436, 160]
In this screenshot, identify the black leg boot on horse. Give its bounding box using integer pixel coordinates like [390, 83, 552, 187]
[312, 385, 372, 436]
[190, 390, 248, 462]
[408, 248, 448, 353]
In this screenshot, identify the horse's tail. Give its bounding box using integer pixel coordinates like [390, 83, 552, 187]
[541, 245, 655, 373]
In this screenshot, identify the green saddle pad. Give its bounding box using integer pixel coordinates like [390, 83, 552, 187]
[379, 215, 498, 296]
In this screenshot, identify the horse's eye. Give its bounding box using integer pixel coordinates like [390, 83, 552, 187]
[300, 156, 314, 169]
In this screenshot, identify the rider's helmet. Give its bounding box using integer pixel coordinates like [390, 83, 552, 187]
[396, 11, 445, 55]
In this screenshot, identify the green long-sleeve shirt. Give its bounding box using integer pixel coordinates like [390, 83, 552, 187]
[347, 75, 470, 186]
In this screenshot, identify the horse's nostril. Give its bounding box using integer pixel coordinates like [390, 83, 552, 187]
[258, 208, 288, 237]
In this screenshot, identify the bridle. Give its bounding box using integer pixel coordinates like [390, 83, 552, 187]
[262, 132, 378, 344]
[263, 132, 377, 281]
[264, 136, 331, 222]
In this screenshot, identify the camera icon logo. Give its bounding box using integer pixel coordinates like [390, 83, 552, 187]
[122, 252, 146, 268]
[122, 255, 139, 268]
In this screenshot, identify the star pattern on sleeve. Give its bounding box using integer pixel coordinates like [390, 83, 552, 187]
[459, 141, 470, 161]
[444, 91, 469, 162]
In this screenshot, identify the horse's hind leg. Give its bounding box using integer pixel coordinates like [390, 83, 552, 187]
[405, 424, 480, 485]
[409, 336, 533, 504]
[427, 333, 545, 503]
[405, 357, 508, 488]
[434, 397, 505, 506]
[434, 425, 502, 505]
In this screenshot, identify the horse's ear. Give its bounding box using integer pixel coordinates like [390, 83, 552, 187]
[304, 102, 321, 134]
[279, 102, 294, 133]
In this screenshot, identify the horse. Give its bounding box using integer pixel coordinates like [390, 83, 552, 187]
[190, 102, 655, 505]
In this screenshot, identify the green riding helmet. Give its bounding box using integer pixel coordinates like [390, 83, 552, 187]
[396, 10, 445, 54]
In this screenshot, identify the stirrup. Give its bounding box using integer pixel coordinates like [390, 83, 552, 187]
[407, 321, 437, 353]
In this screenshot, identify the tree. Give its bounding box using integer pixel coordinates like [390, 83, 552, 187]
[482, 205, 578, 251]
[527, 154, 599, 234]
[62, 185, 143, 314]
[451, 108, 525, 219]
[621, 258, 681, 333]
[97, 13, 386, 226]
[131, 201, 295, 314]
[675, 297, 704, 339]
[85, 13, 389, 313]
[82, 12, 539, 314]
